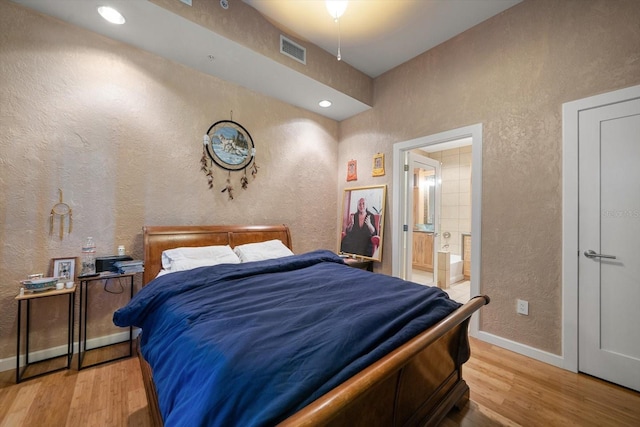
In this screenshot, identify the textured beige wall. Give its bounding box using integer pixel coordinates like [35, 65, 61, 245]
[339, 0, 640, 354]
[0, 1, 338, 361]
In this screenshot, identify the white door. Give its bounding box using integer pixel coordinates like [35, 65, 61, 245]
[578, 97, 640, 392]
[403, 152, 441, 282]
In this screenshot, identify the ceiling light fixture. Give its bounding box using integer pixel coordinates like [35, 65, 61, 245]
[325, 0, 347, 19]
[319, 100, 332, 108]
[326, 1, 347, 61]
[97, 6, 125, 24]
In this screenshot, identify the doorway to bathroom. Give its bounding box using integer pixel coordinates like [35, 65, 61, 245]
[405, 152, 440, 285]
[392, 124, 483, 311]
[408, 146, 471, 302]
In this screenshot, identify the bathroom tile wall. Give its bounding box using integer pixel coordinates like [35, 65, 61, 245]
[428, 146, 472, 256]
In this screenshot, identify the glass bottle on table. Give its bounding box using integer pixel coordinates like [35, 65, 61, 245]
[81, 237, 96, 275]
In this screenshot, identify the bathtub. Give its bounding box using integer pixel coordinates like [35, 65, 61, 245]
[449, 254, 464, 284]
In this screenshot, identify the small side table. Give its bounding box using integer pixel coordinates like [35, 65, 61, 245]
[343, 257, 374, 272]
[15, 285, 76, 383]
[78, 272, 135, 370]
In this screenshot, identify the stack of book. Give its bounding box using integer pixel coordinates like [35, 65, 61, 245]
[113, 259, 144, 274]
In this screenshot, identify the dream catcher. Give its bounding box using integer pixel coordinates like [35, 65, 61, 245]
[201, 117, 258, 200]
[49, 188, 72, 240]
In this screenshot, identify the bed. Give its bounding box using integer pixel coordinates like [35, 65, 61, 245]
[116, 224, 488, 426]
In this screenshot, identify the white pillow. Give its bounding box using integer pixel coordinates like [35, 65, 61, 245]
[161, 245, 240, 271]
[233, 239, 294, 263]
[170, 258, 235, 272]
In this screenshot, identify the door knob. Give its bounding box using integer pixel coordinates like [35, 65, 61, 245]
[584, 249, 617, 259]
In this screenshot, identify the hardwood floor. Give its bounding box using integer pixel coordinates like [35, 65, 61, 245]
[0, 344, 150, 427]
[444, 339, 640, 426]
[1, 339, 639, 426]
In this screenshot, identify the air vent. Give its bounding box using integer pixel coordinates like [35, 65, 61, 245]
[280, 35, 306, 65]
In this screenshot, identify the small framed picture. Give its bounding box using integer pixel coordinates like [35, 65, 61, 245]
[51, 257, 76, 280]
[372, 153, 385, 177]
[347, 159, 358, 181]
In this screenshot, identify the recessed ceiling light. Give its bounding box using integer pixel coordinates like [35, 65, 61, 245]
[319, 100, 332, 108]
[98, 6, 126, 25]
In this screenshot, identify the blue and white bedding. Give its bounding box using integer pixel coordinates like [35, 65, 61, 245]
[113, 250, 461, 426]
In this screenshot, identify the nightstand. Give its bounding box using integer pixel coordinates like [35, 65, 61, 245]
[15, 285, 76, 383]
[78, 272, 136, 370]
[343, 257, 374, 272]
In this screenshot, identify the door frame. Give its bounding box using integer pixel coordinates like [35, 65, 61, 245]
[562, 84, 640, 372]
[392, 123, 483, 335]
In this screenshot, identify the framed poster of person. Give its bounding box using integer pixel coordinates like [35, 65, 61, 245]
[339, 185, 386, 262]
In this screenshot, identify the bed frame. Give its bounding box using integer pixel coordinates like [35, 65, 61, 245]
[139, 225, 489, 426]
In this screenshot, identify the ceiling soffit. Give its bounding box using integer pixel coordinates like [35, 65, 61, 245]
[150, 0, 374, 112]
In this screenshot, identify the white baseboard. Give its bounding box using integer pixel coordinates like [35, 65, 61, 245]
[1, 329, 141, 373]
[475, 330, 565, 369]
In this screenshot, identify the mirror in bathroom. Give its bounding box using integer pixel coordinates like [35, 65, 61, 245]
[413, 168, 435, 230]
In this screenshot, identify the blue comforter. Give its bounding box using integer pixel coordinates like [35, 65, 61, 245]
[113, 250, 460, 426]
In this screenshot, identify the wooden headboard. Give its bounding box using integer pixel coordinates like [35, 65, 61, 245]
[142, 225, 292, 285]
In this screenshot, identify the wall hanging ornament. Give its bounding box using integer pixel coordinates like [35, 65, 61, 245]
[49, 188, 72, 240]
[201, 116, 258, 200]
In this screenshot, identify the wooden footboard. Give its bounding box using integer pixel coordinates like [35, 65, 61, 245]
[278, 295, 488, 426]
[138, 295, 489, 426]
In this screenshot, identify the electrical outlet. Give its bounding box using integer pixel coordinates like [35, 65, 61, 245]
[517, 299, 529, 315]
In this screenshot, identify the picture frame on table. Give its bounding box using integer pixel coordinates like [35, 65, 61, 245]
[339, 185, 386, 262]
[50, 257, 76, 281]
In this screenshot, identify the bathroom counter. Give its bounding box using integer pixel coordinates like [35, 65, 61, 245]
[412, 231, 433, 271]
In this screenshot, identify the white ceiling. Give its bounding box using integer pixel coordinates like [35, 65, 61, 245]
[243, 0, 522, 78]
[11, 0, 521, 121]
